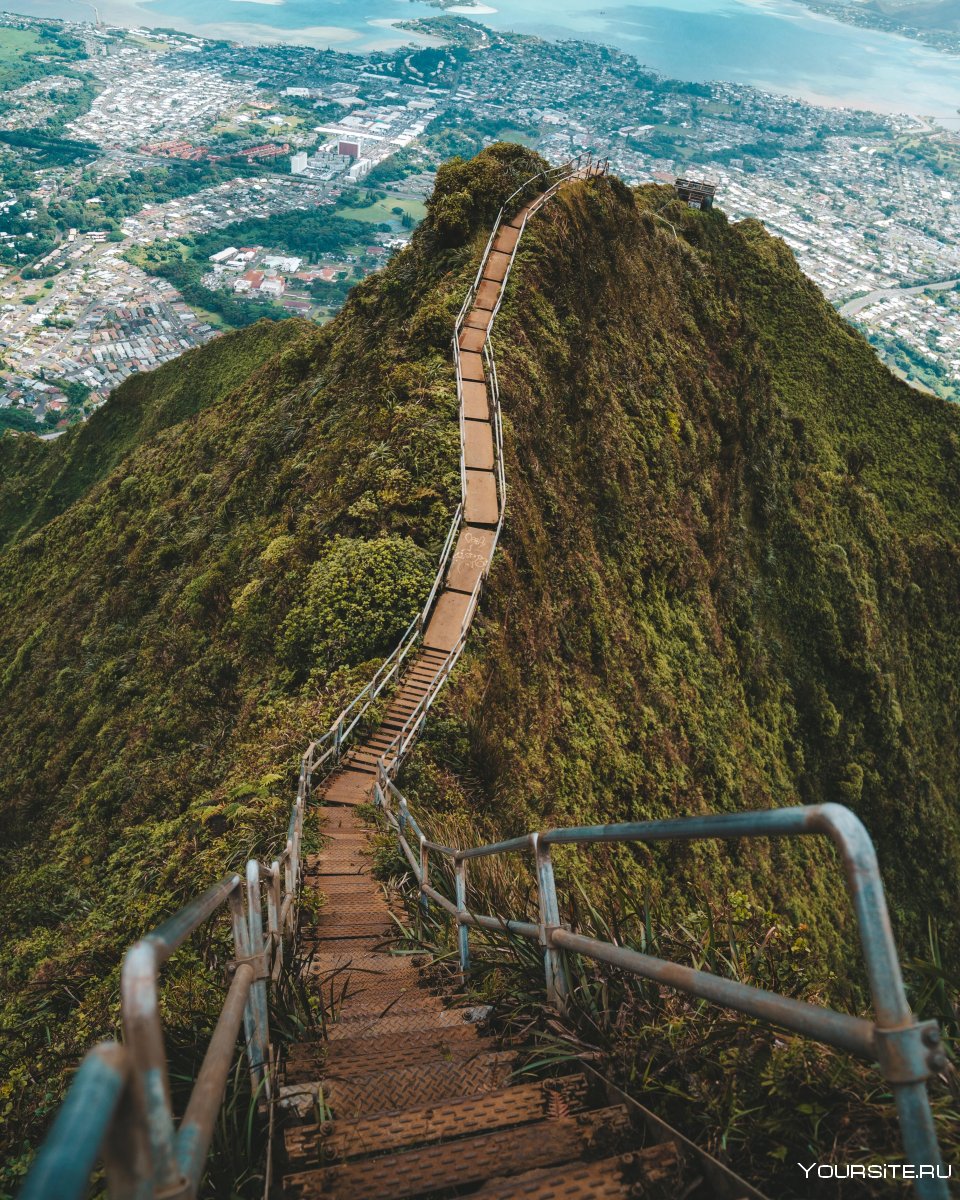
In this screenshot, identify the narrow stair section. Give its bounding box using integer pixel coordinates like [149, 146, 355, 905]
[276, 164, 688, 1199]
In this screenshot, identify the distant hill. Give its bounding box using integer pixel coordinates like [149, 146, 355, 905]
[868, 0, 960, 31]
[2, 144, 958, 1188]
[0, 318, 306, 548]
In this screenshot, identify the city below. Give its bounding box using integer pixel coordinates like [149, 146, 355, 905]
[1, 9, 959, 434]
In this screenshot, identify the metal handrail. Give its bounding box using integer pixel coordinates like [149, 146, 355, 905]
[19, 156, 603, 1200]
[21, 737, 311, 1200]
[380, 154, 604, 779]
[374, 779, 949, 1200]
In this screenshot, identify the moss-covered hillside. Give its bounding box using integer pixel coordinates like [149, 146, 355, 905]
[1, 144, 958, 1184]
[405, 168, 960, 987]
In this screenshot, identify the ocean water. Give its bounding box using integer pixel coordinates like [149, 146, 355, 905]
[6, 0, 960, 118]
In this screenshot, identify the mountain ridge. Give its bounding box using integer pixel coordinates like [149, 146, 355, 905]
[1, 144, 958, 1189]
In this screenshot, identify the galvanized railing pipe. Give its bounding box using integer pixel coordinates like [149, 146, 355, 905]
[18, 1043, 132, 1200]
[374, 785, 949, 1199]
[175, 962, 255, 1192]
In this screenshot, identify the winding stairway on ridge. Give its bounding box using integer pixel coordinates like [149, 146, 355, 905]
[276, 169, 688, 1200]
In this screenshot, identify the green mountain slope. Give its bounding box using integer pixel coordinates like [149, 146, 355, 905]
[1, 144, 958, 1186]
[407, 174, 960, 968]
[0, 318, 306, 548]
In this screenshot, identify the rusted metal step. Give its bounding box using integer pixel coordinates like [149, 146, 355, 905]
[447, 524, 496, 594]
[493, 224, 520, 254]
[283, 1104, 630, 1199]
[469, 1144, 681, 1200]
[317, 1050, 515, 1121]
[459, 325, 487, 354]
[461, 378, 490, 421]
[465, 306, 494, 331]
[323, 983, 445, 1020]
[507, 204, 532, 229]
[326, 1007, 485, 1041]
[474, 278, 502, 310]
[322, 771, 374, 807]
[402, 668, 440, 686]
[284, 1075, 589, 1168]
[283, 1027, 483, 1094]
[481, 250, 511, 284]
[324, 1029, 483, 1077]
[463, 419, 495, 471]
[310, 923, 392, 942]
[417, 648, 449, 664]
[464, 468, 499, 526]
[423, 588, 474, 653]
[337, 757, 377, 777]
[459, 349, 485, 380]
[325, 1022, 480, 1065]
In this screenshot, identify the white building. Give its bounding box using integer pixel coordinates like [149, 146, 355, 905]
[263, 255, 302, 273]
[290, 152, 308, 175]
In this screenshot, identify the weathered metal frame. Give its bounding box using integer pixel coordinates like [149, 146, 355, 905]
[375, 780, 949, 1200]
[21, 758, 311, 1200]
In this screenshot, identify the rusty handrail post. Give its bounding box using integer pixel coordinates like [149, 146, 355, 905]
[455, 855, 470, 973]
[228, 883, 258, 1084]
[121, 939, 185, 1196]
[420, 835, 430, 915]
[808, 805, 947, 1195]
[283, 837, 295, 927]
[176, 962, 256, 1193]
[266, 859, 282, 980]
[245, 860, 271, 1090]
[531, 833, 568, 1007]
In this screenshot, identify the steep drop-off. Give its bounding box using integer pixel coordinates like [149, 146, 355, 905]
[1, 144, 958, 1184]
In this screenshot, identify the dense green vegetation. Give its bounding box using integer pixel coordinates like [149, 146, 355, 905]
[1, 144, 958, 1190]
[129, 208, 382, 329]
[0, 320, 308, 547]
[0, 22, 86, 92]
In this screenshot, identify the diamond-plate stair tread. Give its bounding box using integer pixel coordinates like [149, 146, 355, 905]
[315, 845, 373, 864]
[423, 588, 474, 653]
[285, 1075, 588, 1167]
[312, 949, 414, 970]
[482, 250, 512, 284]
[309, 924, 393, 942]
[326, 1008, 484, 1040]
[323, 1033, 485, 1077]
[284, 1028, 482, 1091]
[464, 306, 494, 330]
[459, 325, 487, 353]
[322, 771, 375, 806]
[326, 1022, 480, 1063]
[493, 224, 520, 254]
[463, 419, 495, 471]
[283, 1105, 630, 1199]
[312, 898, 393, 919]
[316, 878, 384, 896]
[459, 349, 485, 380]
[470, 1143, 681, 1199]
[319, 1050, 516, 1120]
[330, 986, 446, 1018]
[464, 468, 499, 526]
[446, 525, 497, 594]
[474, 278, 502, 309]
[461, 378, 490, 420]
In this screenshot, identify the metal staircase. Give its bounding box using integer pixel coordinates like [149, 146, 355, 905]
[19, 158, 950, 1200]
